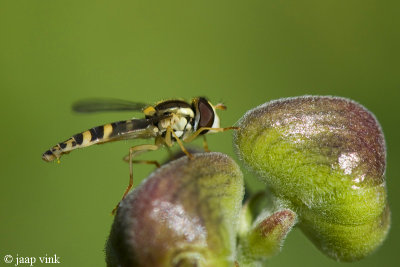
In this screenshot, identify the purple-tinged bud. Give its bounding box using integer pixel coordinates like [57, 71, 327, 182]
[106, 152, 244, 267]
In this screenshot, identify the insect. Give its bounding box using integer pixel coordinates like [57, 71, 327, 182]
[42, 97, 237, 214]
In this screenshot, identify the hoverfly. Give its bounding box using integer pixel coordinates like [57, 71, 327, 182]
[42, 97, 236, 214]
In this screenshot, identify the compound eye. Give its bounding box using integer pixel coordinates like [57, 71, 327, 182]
[198, 98, 215, 129]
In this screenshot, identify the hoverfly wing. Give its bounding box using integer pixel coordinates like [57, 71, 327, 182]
[72, 98, 148, 113]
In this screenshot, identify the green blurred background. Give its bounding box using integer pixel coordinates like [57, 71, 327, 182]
[1, 1, 398, 266]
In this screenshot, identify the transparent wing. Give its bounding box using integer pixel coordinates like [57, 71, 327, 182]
[72, 98, 148, 113]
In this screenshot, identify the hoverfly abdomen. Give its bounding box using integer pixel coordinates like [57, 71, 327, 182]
[90, 126, 104, 141]
[42, 149, 58, 162]
[42, 130, 99, 162]
[42, 119, 155, 162]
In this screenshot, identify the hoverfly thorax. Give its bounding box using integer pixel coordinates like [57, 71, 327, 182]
[148, 99, 196, 139]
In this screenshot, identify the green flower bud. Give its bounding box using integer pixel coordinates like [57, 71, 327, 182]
[106, 152, 244, 267]
[237, 192, 297, 266]
[234, 96, 390, 261]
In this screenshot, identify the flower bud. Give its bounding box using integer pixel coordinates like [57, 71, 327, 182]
[106, 152, 244, 267]
[234, 96, 390, 261]
[237, 192, 297, 265]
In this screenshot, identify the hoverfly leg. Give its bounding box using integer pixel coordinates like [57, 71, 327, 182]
[183, 126, 239, 143]
[166, 126, 193, 159]
[133, 160, 161, 168]
[122, 155, 161, 168]
[165, 126, 173, 147]
[165, 146, 174, 158]
[122, 156, 161, 168]
[112, 144, 159, 215]
[203, 135, 210, 152]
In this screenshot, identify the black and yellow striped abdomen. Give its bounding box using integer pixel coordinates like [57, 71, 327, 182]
[42, 119, 155, 162]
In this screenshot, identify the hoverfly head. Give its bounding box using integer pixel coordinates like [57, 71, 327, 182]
[193, 97, 221, 133]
